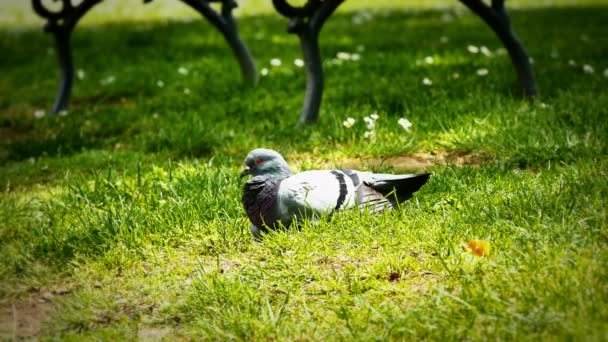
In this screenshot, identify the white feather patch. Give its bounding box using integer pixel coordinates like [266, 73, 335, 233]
[277, 170, 357, 223]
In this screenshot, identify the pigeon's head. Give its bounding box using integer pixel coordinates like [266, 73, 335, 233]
[240, 148, 292, 178]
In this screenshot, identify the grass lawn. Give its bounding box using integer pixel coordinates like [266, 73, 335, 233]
[1, 1, 607, 340]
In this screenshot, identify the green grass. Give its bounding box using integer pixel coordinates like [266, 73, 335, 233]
[1, 1, 607, 340]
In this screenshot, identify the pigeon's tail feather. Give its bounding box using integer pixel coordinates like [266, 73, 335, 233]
[365, 173, 431, 203]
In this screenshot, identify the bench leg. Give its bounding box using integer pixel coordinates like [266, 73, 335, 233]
[273, 0, 344, 126]
[50, 28, 73, 114]
[180, 0, 258, 85]
[460, 0, 538, 97]
[32, 0, 103, 114]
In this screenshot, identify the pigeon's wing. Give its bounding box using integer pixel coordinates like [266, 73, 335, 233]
[276, 170, 358, 223]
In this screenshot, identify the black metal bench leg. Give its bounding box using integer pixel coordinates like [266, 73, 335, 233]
[32, 0, 103, 115]
[51, 28, 73, 114]
[273, 0, 344, 126]
[179, 0, 258, 85]
[460, 0, 538, 97]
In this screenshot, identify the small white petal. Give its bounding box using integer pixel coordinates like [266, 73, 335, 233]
[260, 68, 269, 76]
[184, 88, 191, 95]
[370, 113, 379, 120]
[452, 72, 460, 79]
[270, 58, 282, 67]
[157, 80, 165, 88]
[351, 53, 361, 61]
[58, 110, 68, 117]
[363, 130, 376, 139]
[529, 57, 535, 64]
[337, 52, 351, 60]
[477, 68, 489, 76]
[34, 110, 46, 119]
[397, 117, 412, 131]
[294, 58, 305, 67]
[568, 59, 577, 66]
[424, 56, 434, 64]
[364, 117, 375, 130]
[343, 117, 356, 128]
[583, 64, 594, 74]
[467, 45, 479, 54]
[422, 77, 433, 86]
[100, 75, 115, 85]
[77, 69, 85, 80]
[480, 46, 492, 57]
[178, 66, 189, 75]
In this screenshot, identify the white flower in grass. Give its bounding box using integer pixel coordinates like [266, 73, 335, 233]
[422, 77, 433, 86]
[343, 117, 356, 128]
[363, 116, 375, 130]
[480, 46, 492, 57]
[496, 47, 507, 55]
[336, 52, 351, 60]
[370, 113, 379, 120]
[364, 130, 376, 140]
[424, 56, 434, 64]
[270, 58, 282, 67]
[467, 45, 479, 54]
[477, 68, 489, 76]
[260, 68, 269, 76]
[156, 80, 165, 88]
[77, 69, 85, 80]
[34, 110, 45, 119]
[58, 110, 68, 117]
[398, 117, 412, 131]
[100, 75, 115, 85]
[452, 72, 460, 79]
[603, 68, 608, 78]
[529, 57, 535, 64]
[351, 53, 361, 61]
[568, 59, 576, 66]
[178, 66, 189, 75]
[583, 64, 594, 74]
[294, 58, 305, 67]
[539, 102, 549, 109]
[184, 88, 191, 95]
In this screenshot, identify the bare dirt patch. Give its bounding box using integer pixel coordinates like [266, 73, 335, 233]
[0, 298, 54, 340]
[319, 150, 490, 173]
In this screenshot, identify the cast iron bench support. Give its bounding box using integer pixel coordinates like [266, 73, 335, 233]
[272, 0, 344, 127]
[32, 0, 103, 115]
[32, 0, 257, 115]
[460, 0, 537, 97]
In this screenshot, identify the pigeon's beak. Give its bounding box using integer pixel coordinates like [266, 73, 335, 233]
[239, 167, 251, 178]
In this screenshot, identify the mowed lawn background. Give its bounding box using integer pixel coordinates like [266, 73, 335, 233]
[1, 0, 607, 339]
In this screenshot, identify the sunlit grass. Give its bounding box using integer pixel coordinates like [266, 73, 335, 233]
[1, 1, 607, 339]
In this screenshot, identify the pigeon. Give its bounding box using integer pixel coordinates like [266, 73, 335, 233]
[240, 148, 430, 235]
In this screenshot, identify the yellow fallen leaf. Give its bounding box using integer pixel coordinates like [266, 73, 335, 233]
[461, 239, 491, 257]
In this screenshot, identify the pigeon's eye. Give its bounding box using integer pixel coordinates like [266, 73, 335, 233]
[255, 158, 263, 165]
